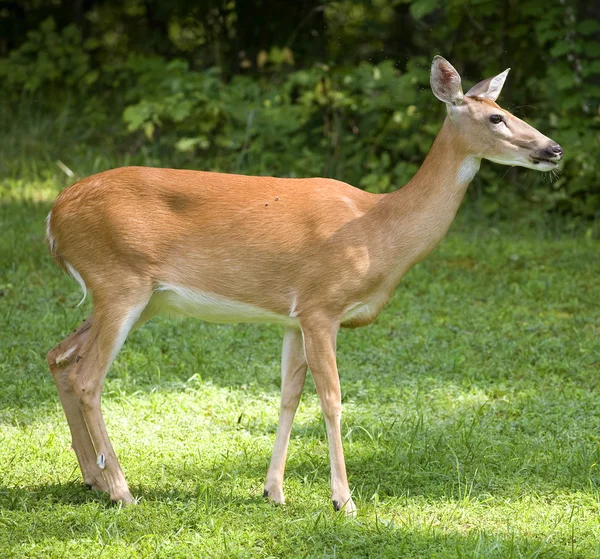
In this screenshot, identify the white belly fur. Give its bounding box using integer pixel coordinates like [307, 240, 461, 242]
[151, 283, 298, 326]
[150, 284, 381, 327]
[341, 300, 378, 324]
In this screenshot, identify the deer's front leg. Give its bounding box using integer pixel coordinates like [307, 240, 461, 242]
[264, 327, 308, 504]
[301, 315, 356, 516]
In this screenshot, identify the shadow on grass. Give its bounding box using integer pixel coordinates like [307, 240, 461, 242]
[0, 476, 581, 558]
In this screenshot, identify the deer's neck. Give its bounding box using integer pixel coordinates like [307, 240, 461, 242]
[375, 118, 479, 268]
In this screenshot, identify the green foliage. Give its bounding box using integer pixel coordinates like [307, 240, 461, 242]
[1, 1, 599, 218]
[0, 18, 97, 97]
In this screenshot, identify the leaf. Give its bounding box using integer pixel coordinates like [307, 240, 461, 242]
[40, 17, 56, 34]
[175, 137, 210, 152]
[169, 100, 193, 122]
[584, 41, 600, 57]
[555, 73, 575, 91]
[83, 37, 100, 50]
[175, 137, 199, 152]
[123, 103, 149, 131]
[586, 60, 600, 76]
[83, 70, 99, 86]
[550, 41, 570, 57]
[409, 0, 439, 20]
[257, 50, 268, 69]
[281, 47, 295, 66]
[578, 19, 600, 36]
[144, 121, 155, 140]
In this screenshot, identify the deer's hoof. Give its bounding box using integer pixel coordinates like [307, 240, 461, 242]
[263, 485, 285, 505]
[110, 490, 136, 507]
[332, 497, 357, 517]
[84, 477, 109, 493]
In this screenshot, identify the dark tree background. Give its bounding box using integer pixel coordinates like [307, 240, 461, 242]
[1, 0, 599, 218]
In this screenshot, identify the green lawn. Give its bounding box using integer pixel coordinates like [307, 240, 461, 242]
[1, 177, 599, 558]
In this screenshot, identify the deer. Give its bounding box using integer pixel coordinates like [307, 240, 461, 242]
[45, 56, 562, 515]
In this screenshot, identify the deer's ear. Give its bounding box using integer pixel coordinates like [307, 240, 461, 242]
[466, 68, 510, 101]
[430, 56, 464, 106]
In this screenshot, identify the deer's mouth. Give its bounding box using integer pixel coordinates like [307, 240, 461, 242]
[531, 156, 557, 165]
[529, 145, 563, 168]
[529, 155, 560, 171]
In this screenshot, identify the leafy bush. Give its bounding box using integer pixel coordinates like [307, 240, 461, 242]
[1, 1, 599, 219]
[116, 56, 434, 188]
[0, 18, 97, 98]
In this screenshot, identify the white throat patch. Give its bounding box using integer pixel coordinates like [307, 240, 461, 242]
[457, 157, 481, 184]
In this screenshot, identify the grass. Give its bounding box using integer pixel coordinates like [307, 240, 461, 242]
[1, 173, 600, 558]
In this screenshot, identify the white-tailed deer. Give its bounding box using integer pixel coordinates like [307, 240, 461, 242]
[46, 57, 562, 514]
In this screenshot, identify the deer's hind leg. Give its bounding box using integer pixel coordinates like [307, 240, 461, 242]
[47, 317, 108, 492]
[67, 291, 153, 504]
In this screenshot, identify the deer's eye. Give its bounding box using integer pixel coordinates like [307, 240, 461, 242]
[489, 114, 504, 125]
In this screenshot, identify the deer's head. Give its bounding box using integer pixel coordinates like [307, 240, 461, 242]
[430, 56, 562, 171]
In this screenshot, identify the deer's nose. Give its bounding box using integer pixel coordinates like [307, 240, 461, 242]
[542, 143, 563, 160]
[550, 143, 563, 157]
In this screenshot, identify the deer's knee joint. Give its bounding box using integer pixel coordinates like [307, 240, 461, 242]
[48, 343, 78, 372]
[320, 398, 342, 420]
[47, 347, 59, 372]
[47, 345, 62, 369]
[281, 393, 301, 411]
